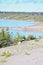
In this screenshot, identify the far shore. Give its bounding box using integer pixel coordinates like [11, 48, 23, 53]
[0, 18, 39, 22]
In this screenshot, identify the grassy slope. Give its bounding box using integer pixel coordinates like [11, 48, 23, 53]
[0, 12, 43, 22]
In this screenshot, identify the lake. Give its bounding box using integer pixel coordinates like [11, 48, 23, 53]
[0, 19, 43, 38]
[0, 19, 38, 27]
[7, 30, 43, 38]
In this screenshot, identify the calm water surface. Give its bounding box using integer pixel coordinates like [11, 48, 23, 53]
[7, 30, 43, 38]
[0, 19, 43, 38]
[0, 19, 38, 27]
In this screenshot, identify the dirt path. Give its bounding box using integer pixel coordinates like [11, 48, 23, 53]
[0, 38, 43, 65]
[2, 48, 43, 65]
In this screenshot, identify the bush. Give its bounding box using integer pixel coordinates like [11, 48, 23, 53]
[0, 29, 13, 48]
[35, 39, 40, 42]
[1, 51, 12, 57]
[14, 32, 26, 45]
[26, 35, 36, 41]
[14, 33, 36, 45]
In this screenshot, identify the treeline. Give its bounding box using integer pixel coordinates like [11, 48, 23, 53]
[0, 12, 43, 15]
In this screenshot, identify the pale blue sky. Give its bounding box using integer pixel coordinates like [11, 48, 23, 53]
[0, 0, 43, 12]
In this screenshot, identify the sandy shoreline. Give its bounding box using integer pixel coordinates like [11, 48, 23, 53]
[0, 26, 43, 33]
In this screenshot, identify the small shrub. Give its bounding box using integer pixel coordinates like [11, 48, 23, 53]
[14, 32, 26, 45]
[1, 51, 12, 57]
[26, 35, 36, 41]
[35, 38, 40, 42]
[0, 29, 13, 48]
[14, 38, 19, 45]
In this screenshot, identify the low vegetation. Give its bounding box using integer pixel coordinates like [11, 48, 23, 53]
[14, 32, 26, 45]
[26, 35, 36, 41]
[1, 51, 12, 57]
[0, 29, 13, 48]
[0, 29, 42, 48]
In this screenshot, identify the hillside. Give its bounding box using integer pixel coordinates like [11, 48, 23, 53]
[0, 12, 43, 22]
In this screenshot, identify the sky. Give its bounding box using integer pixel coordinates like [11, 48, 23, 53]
[0, 0, 43, 12]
